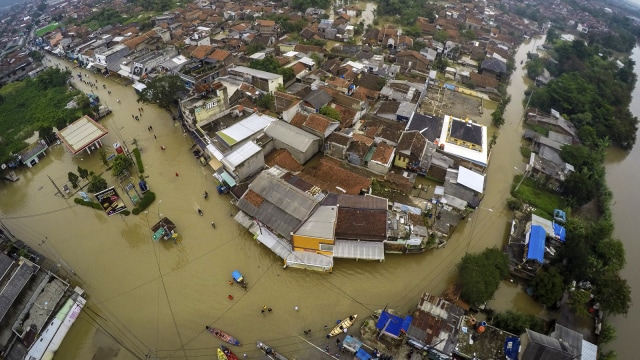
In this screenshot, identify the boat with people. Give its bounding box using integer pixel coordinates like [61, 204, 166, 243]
[257, 341, 289, 360]
[327, 314, 358, 337]
[232, 270, 248, 290]
[220, 344, 239, 360]
[217, 348, 228, 360]
[205, 326, 241, 346]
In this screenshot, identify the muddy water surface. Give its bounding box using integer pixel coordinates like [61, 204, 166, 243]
[1, 40, 538, 359]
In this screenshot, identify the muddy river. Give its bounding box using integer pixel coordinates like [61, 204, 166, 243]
[0, 38, 538, 360]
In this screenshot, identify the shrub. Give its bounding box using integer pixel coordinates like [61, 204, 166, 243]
[131, 191, 156, 215]
[133, 148, 144, 173]
[73, 197, 103, 210]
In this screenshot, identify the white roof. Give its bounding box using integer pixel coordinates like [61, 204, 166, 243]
[230, 66, 282, 80]
[438, 115, 488, 167]
[249, 52, 266, 60]
[132, 82, 147, 91]
[333, 240, 384, 260]
[294, 206, 337, 240]
[457, 166, 485, 193]
[283, 51, 299, 57]
[222, 141, 262, 168]
[264, 120, 320, 152]
[530, 214, 554, 235]
[216, 113, 277, 146]
[299, 57, 315, 67]
[171, 55, 189, 65]
[57, 115, 108, 154]
[112, 36, 124, 42]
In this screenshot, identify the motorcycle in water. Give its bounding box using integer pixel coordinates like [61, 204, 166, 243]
[203, 191, 209, 199]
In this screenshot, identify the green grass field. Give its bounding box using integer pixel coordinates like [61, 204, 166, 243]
[35, 22, 59, 37]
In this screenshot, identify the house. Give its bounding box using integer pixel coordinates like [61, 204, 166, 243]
[290, 204, 336, 272]
[302, 113, 340, 141]
[17, 140, 48, 168]
[255, 19, 276, 35]
[179, 81, 230, 126]
[302, 89, 333, 113]
[228, 66, 283, 93]
[480, 58, 507, 80]
[236, 168, 321, 241]
[325, 132, 352, 159]
[394, 131, 431, 174]
[437, 115, 488, 171]
[405, 292, 464, 355]
[522, 324, 597, 360]
[395, 51, 430, 73]
[221, 141, 264, 181]
[92, 44, 129, 72]
[345, 134, 373, 167]
[368, 142, 395, 175]
[406, 112, 443, 142]
[207, 48, 234, 66]
[274, 92, 301, 122]
[264, 121, 321, 164]
[332, 194, 388, 261]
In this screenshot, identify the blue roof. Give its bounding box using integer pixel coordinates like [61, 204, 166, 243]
[356, 348, 371, 360]
[553, 222, 566, 242]
[504, 336, 520, 360]
[375, 311, 412, 337]
[553, 209, 566, 222]
[527, 225, 546, 262]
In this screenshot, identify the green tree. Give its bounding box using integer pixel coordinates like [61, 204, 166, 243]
[491, 310, 545, 335]
[458, 248, 509, 306]
[37, 125, 55, 144]
[98, 148, 108, 167]
[599, 321, 617, 344]
[567, 289, 592, 318]
[256, 93, 275, 111]
[138, 75, 186, 110]
[87, 173, 108, 193]
[67, 172, 80, 189]
[599, 350, 617, 360]
[111, 154, 134, 177]
[319, 106, 341, 121]
[594, 273, 631, 316]
[77, 166, 89, 180]
[594, 238, 626, 273]
[530, 268, 564, 307]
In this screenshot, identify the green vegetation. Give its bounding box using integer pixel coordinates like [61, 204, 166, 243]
[249, 56, 295, 83]
[133, 148, 144, 174]
[131, 191, 156, 215]
[35, 22, 59, 36]
[111, 154, 134, 177]
[567, 289, 592, 318]
[529, 40, 638, 149]
[82, 8, 125, 30]
[291, 0, 330, 12]
[67, 172, 80, 189]
[457, 248, 509, 306]
[519, 145, 531, 159]
[87, 173, 108, 193]
[491, 92, 511, 127]
[0, 68, 87, 164]
[73, 197, 103, 210]
[319, 106, 341, 121]
[490, 310, 545, 335]
[256, 93, 275, 111]
[137, 75, 186, 110]
[530, 268, 564, 307]
[511, 176, 563, 218]
[373, 0, 438, 26]
[525, 54, 545, 80]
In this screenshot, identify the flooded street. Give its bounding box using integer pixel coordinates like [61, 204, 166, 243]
[605, 44, 640, 359]
[1, 38, 536, 360]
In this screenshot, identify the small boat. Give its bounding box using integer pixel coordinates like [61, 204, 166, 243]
[220, 344, 239, 360]
[327, 314, 358, 338]
[217, 348, 228, 360]
[206, 326, 241, 346]
[257, 341, 288, 360]
[232, 270, 248, 289]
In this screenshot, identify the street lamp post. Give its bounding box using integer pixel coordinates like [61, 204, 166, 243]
[157, 200, 163, 219]
[514, 166, 530, 192]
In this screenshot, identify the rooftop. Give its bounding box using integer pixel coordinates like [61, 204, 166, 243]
[56, 115, 108, 155]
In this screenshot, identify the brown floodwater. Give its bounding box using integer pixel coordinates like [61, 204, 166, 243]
[1, 39, 539, 360]
[604, 45, 640, 360]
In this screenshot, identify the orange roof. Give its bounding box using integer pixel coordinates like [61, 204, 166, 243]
[291, 62, 307, 75]
[304, 113, 333, 133]
[289, 112, 307, 128]
[124, 29, 157, 50]
[207, 48, 231, 61]
[256, 19, 275, 26]
[191, 45, 213, 59]
[265, 149, 303, 172]
[371, 142, 394, 163]
[352, 134, 374, 147]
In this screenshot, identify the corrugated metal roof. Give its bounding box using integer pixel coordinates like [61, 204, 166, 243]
[286, 251, 333, 269]
[264, 120, 320, 152]
[222, 141, 262, 168]
[57, 115, 108, 154]
[216, 113, 276, 146]
[457, 166, 485, 193]
[333, 240, 384, 260]
[294, 206, 337, 239]
[230, 66, 283, 80]
[337, 194, 388, 210]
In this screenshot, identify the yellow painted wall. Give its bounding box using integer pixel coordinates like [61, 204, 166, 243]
[292, 234, 334, 256]
[394, 154, 408, 169]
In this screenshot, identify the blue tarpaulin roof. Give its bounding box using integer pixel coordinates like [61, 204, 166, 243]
[504, 336, 520, 360]
[553, 209, 566, 222]
[375, 311, 412, 338]
[356, 348, 371, 360]
[527, 225, 546, 262]
[553, 222, 566, 242]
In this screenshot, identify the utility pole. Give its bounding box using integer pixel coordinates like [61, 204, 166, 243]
[48, 175, 65, 198]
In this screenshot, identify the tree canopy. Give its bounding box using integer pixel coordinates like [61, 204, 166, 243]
[111, 154, 134, 177]
[137, 75, 186, 110]
[457, 248, 509, 306]
[319, 106, 341, 121]
[530, 268, 564, 307]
